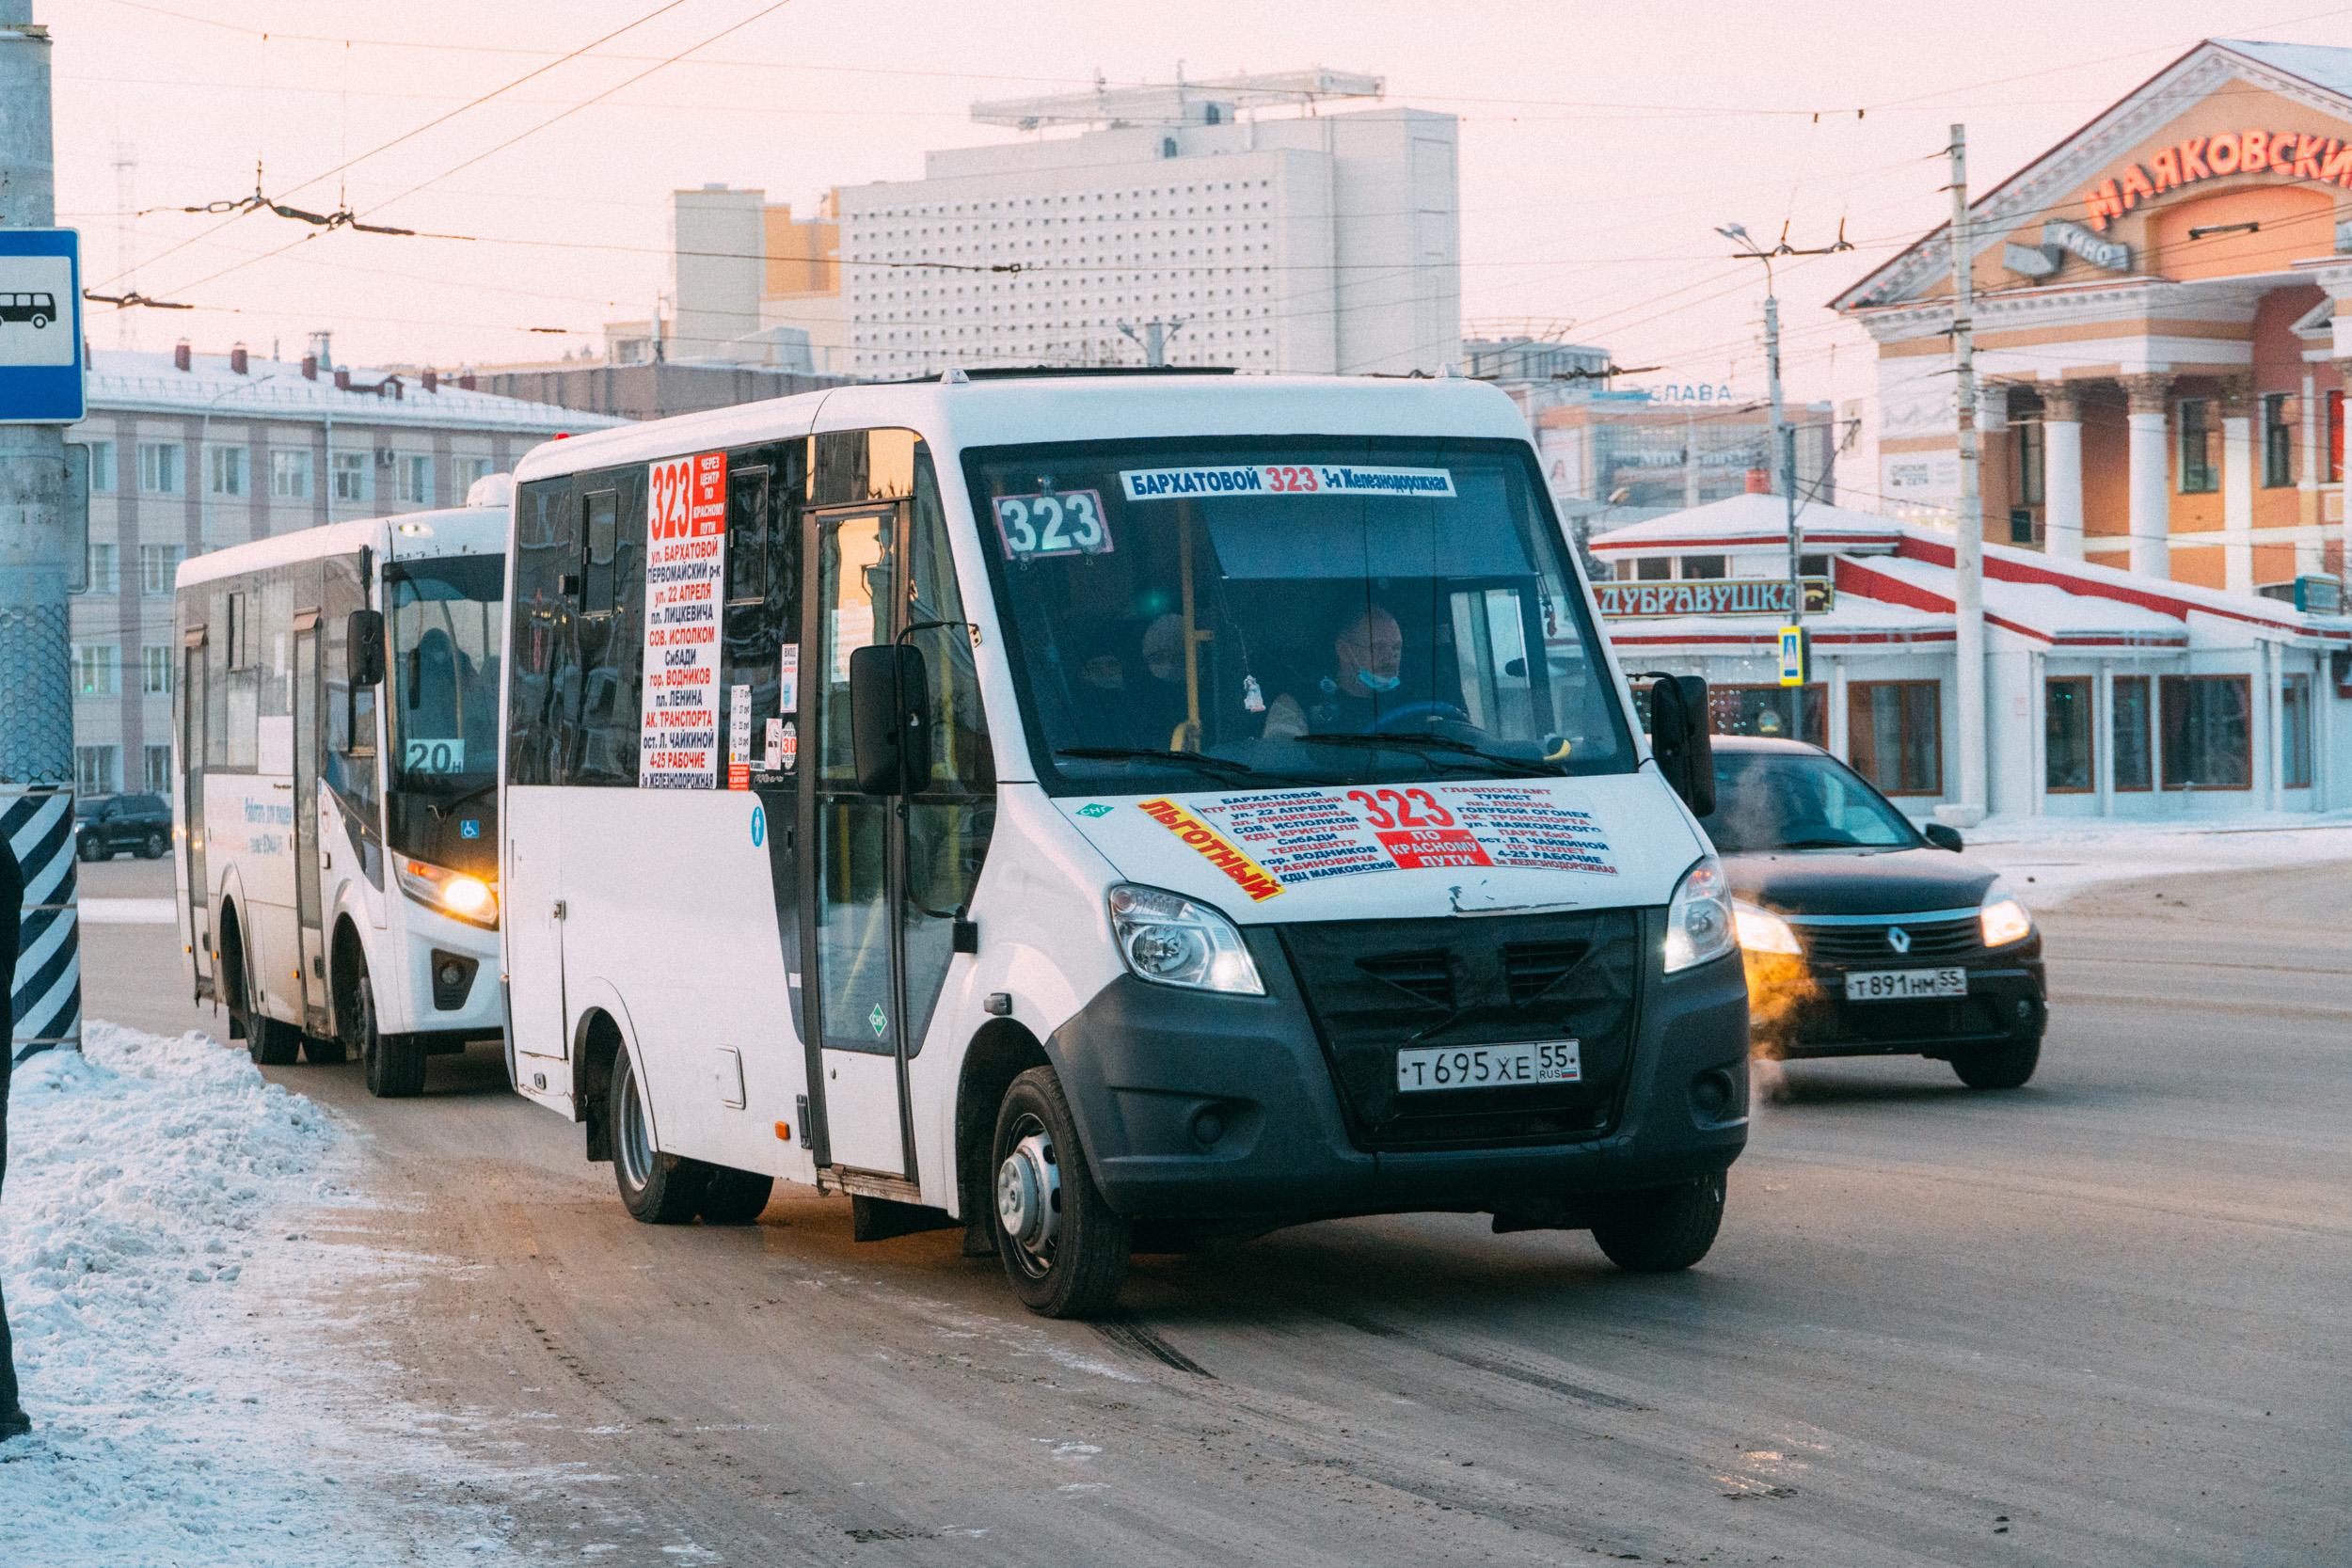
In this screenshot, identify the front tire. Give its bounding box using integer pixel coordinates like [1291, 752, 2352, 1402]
[1950, 1037, 2040, 1090]
[1590, 1172, 1726, 1274]
[611, 1047, 709, 1224]
[345, 953, 424, 1097]
[77, 833, 103, 863]
[991, 1067, 1130, 1319]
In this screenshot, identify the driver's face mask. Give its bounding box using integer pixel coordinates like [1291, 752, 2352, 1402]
[1356, 669, 1404, 692]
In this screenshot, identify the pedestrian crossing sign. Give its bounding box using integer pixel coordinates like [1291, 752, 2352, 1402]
[1778, 625, 1807, 688]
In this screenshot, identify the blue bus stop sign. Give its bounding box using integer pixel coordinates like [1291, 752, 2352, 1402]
[0, 229, 84, 424]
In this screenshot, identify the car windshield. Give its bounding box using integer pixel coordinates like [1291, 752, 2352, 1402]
[386, 553, 501, 869]
[1699, 750, 1920, 854]
[964, 436, 1632, 795]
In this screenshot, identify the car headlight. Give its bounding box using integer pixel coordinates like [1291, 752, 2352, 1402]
[1106, 883, 1263, 995]
[397, 856, 500, 929]
[1979, 880, 2032, 948]
[1662, 855, 1738, 974]
[1732, 900, 1804, 956]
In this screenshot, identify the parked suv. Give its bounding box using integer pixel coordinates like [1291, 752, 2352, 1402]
[76, 792, 173, 861]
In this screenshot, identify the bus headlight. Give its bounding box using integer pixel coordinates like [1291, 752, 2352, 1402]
[1662, 855, 1737, 974]
[398, 857, 500, 928]
[1732, 900, 1804, 956]
[1979, 880, 2032, 948]
[1106, 883, 1264, 996]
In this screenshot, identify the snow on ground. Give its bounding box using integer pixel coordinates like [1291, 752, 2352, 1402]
[1, 1023, 516, 1566]
[1959, 812, 2352, 909]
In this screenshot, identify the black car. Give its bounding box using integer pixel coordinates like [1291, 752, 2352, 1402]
[1695, 737, 2046, 1089]
[75, 792, 173, 862]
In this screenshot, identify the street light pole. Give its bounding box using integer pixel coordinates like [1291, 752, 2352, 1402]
[1947, 124, 1989, 827]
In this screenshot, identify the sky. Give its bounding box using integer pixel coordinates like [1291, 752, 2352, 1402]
[40, 0, 2352, 409]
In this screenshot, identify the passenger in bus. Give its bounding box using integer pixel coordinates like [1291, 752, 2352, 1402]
[1262, 604, 1406, 741]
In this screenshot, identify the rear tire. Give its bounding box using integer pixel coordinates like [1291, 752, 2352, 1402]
[142, 830, 167, 860]
[698, 1168, 775, 1226]
[1590, 1172, 1726, 1274]
[1950, 1037, 2040, 1090]
[346, 953, 424, 1098]
[611, 1047, 709, 1224]
[991, 1067, 1130, 1319]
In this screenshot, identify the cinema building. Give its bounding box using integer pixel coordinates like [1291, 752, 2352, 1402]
[1836, 37, 2352, 597]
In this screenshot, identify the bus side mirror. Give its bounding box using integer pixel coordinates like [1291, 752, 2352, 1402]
[346, 610, 385, 689]
[849, 643, 932, 797]
[1647, 674, 1716, 817]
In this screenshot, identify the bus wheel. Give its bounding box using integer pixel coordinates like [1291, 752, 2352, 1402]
[698, 1167, 774, 1226]
[345, 953, 423, 1098]
[225, 918, 299, 1067]
[991, 1067, 1129, 1319]
[1589, 1172, 1726, 1274]
[611, 1046, 708, 1224]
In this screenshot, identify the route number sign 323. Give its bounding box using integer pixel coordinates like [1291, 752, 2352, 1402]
[993, 490, 1112, 561]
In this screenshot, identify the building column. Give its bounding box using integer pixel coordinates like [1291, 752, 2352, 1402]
[2338, 360, 2352, 589]
[2121, 373, 2174, 579]
[2220, 373, 2256, 594]
[2093, 662, 2116, 817]
[1827, 656, 1850, 763]
[2264, 641, 2284, 814]
[2042, 382, 2086, 561]
[2027, 649, 2046, 817]
[2298, 364, 2321, 533]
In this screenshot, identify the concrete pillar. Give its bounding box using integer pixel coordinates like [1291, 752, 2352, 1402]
[2220, 373, 2255, 594]
[2093, 661, 2116, 816]
[1827, 655, 1850, 762]
[2042, 382, 2085, 561]
[2338, 360, 2352, 592]
[2121, 373, 2174, 579]
[2299, 365, 2321, 534]
[2027, 649, 2046, 817]
[2264, 641, 2284, 814]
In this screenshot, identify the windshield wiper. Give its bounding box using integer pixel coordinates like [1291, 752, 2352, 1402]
[421, 781, 496, 820]
[1293, 731, 1560, 777]
[1056, 746, 1264, 780]
[1772, 836, 1870, 850]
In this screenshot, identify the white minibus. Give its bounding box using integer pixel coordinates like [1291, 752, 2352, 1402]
[499, 372, 1747, 1317]
[177, 491, 508, 1096]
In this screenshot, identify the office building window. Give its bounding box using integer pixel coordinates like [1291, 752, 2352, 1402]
[143, 743, 173, 795]
[138, 440, 183, 495]
[2016, 419, 2045, 506]
[396, 452, 434, 507]
[2177, 399, 2218, 493]
[2044, 675, 2094, 792]
[79, 540, 119, 595]
[271, 448, 313, 499]
[141, 644, 174, 695]
[2158, 674, 2250, 789]
[72, 641, 120, 696]
[2281, 673, 2312, 789]
[206, 444, 247, 497]
[139, 543, 184, 596]
[87, 438, 117, 493]
[2263, 392, 2295, 488]
[331, 450, 370, 504]
[2111, 674, 2152, 790]
[1709, 683, 1827, 747]
[1847, 680, 1942, 795]
[76, 744, 121, 798]
[454, 454, 495, 494]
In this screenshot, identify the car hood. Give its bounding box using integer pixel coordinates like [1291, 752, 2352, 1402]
[1723, 846, 1999, 915]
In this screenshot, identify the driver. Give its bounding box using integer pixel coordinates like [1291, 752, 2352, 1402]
[1263, 604, 1404, 741]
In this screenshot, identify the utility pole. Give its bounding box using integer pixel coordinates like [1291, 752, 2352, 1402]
[1947, 123, 1988, 826]
[0, 1, 83, 1060]
[1119, 315, 1187, 367]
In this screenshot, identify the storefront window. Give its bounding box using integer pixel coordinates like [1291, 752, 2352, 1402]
[1635, 557, 1672, 581]
[2044, 675, 2093, 792]
[2177, 400, 2218, 494]
[1847, 680, 1941, 796]
[2158, 674, 2250, 790]
[2262, 393, 2294, 488]
[2282, 673, 2312, 789]
[1680, 554, 1727, 579]
[2111, 675, 2152, 790]
[1708, 683, 1826, 747]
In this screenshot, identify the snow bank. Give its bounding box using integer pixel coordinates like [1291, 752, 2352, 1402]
[1959, 815, 2352, 909]
[0, 1024, 506, 1566]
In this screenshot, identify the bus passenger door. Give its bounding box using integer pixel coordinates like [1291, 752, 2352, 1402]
[503, 794, 568, 1089]
[803, 503, 914, 1179]
[291, 610, 330, 1034]
[182, 629, 212, 997]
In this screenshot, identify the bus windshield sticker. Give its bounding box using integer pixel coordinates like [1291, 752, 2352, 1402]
[1125, 785, 1616, 887]
[1117, 465, 1455, 502]
[727, 683, 753, 792]
[1135, 797, 1285, 902]
[403, 736, 466, 775]
[778, 643, 800, 714]
[993, 489, 1111, 561]
[639, 450, 729, 789]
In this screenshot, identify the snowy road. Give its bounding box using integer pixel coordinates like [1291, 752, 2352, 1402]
[22, 851, 2352, 1566]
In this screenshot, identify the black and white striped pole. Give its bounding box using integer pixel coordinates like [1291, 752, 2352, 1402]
[0, 4, 82, 1063]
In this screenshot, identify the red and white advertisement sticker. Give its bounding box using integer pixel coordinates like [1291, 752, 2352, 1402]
[639, 451, 729, 789]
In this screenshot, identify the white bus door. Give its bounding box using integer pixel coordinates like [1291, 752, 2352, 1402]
[803, 503, 917, 1179]
[504, 800, 569, 1092]
[182, 630, 213, 997]
[291, 610, 329, 1035]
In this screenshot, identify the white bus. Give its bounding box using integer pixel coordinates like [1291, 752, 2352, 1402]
[176, 493, 508, 1097]
[500, 372, 1747, 1317]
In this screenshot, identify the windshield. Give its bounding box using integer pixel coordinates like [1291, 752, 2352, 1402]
[964, 436, 1632, 796]
[386, 553, 501, 872]
[1698, 751, 1921, 854]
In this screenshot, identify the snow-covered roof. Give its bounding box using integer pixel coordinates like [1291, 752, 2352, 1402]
[1590, 491, 1905, 553]
[82, 349, 626, 435]
[2214, 38, 2352, 98]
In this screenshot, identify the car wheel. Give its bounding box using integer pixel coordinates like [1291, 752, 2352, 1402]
[77, 833, 102, 863]
[1589, 1172, 1727, 1273]
[1950, 1037, 2040, 1090]
[992, 1066, 1130, 1319]
[142, 831, 167, 860]
[611, 1046, 709, 1223]
[698, 1167, 775, 1226]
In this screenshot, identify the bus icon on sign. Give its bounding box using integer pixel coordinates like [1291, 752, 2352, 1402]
[0, 293, 56, 328]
